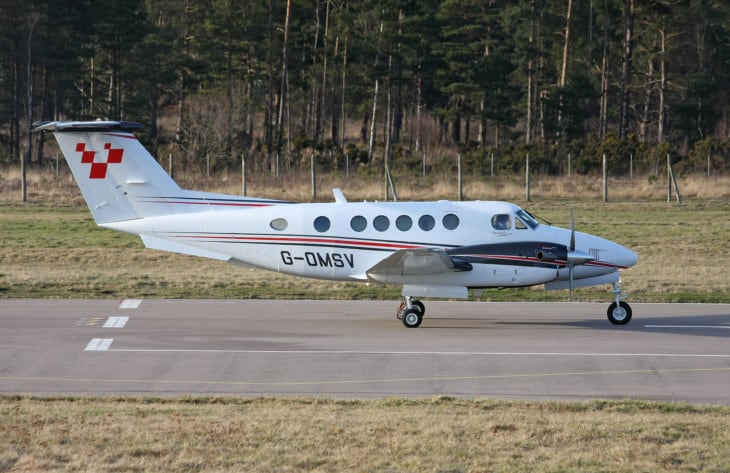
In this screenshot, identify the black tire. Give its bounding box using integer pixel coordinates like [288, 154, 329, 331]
[412, 300, 425, 316]
[402, 308, 423, 328]
[607, 301, 632, 325]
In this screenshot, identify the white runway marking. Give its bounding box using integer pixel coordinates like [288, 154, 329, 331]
[645, 325, 730, 330]
[119, 299, 142, 309]
[85, 338, 114, 351]
[107, 348, 730, 358]
[103, 316, 129, 328]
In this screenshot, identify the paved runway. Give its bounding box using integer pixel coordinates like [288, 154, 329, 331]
[1, 299, 729, 404]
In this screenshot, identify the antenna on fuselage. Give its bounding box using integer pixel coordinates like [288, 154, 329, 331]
[333, 188, 348, 204]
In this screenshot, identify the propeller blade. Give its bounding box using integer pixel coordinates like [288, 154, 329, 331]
[569, 262, 574, 300]
[569, 208, 575, 252]
[566, 207, 594, 265]
[566, 208, 592, 300]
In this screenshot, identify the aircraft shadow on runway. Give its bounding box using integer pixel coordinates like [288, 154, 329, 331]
[422, 313, 730, 338]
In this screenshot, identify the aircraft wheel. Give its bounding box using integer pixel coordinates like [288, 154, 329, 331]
[607, 301, 632, 325]
[412, 300, 425, 317]
[402, 308, 423, 328]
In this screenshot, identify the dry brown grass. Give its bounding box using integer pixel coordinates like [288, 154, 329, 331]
[1, 165, 729, 204]
[2, 396, 729, 472]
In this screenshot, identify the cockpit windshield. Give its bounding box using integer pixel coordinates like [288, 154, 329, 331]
[515, 209, 539, 229]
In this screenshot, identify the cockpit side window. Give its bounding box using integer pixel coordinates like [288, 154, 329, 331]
[515, 209, 539, 229]
[515, 218, 527, 230]
[491, 214, 511, 230]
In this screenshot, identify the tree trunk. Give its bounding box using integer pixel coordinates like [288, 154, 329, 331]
[638, 51, 654, 142]
[599, 0, 609, 139]
[265, 0, 275, 164]
[479, 96, 487, 149]
[330, 35, 339, 145]
[657, 26, 666, 143]
[415, 75, 422, 151]
[367, 20, 383, 164]
[225, 0, 234, 160]
[557, 0, 573, 136]
[525, 11, 535, 144]
[276, 0, 292, 159]
[618, 0, 634, 139]
[317, 0, 329, 145]
[340, 38, 347, 147]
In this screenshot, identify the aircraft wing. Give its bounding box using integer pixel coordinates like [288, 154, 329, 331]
[366, 248, 472, 284]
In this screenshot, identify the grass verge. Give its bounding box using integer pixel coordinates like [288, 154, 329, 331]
[2, 396, 730, 472]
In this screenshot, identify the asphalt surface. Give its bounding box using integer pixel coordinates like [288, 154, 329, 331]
[1, 299, 729, 404]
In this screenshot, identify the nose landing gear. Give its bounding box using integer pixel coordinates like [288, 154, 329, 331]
[607, 280, 632, 325]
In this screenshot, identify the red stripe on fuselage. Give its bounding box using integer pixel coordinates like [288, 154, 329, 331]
[174, 234, 425, 250]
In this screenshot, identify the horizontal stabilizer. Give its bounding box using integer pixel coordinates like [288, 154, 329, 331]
[33, 121, 144, 133]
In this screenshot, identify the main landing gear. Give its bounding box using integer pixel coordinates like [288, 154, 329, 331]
[395, 280, 633, 328]
[607, 280, 632, 325]
[395, 297, 425, 328]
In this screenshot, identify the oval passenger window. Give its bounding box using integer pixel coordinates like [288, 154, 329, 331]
[373, 215, 390, 232]
[396, 215, 412, 231]
[442, 213, 459, 230]
[418, 215, 435, 231]
[314, 216, 331, 233]
[350, 216, 367, 232]
[270, 218, 288, 231]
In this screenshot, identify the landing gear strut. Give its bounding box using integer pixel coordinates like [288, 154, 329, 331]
[396, 297, 425, 328]
[607, 280, 632, 325]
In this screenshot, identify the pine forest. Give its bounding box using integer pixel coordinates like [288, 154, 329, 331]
[1, 0, 729, 178]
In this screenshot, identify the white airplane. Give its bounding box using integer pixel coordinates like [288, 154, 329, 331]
[34, 120, 637, 328]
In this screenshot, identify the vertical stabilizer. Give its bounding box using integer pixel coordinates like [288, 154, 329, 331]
[34, 121, 182, 224]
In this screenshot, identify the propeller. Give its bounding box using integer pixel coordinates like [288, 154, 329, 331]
[568, 209, 575, 299]
[566, 208, 595, 299]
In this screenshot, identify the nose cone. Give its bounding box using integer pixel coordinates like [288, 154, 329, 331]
[614, 244, 638, 269]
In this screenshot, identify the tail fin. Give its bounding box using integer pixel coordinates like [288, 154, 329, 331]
[34, 121, 182, 224]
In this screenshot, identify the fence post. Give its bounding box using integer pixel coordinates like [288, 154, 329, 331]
[457, 154, 463, 201]
[630, 153, 633, 178]
[667, 154, 682, 204]
[567, 152, 571, 177]
[525, 154, 531, 202]
[602, 153, 608, 202]
[168, 153, 173, 178]
[667, 154, 672, 203]
[21, 151, 27, 203]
